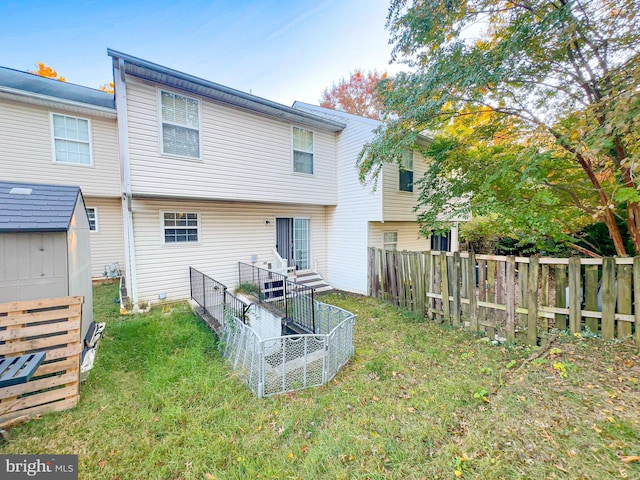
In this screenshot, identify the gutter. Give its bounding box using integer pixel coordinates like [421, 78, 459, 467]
[0, 86, 116, 118]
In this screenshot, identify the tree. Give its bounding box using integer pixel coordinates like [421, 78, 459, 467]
[320, 70, 388, 120]
[359, 0, 640, 255]
[29, 62, 66, 82]
[100, 82, 115, 94]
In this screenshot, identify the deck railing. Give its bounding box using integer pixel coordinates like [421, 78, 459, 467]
[238, 262, 316, 333]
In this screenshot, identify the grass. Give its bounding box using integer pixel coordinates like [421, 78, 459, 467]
[1, 283, 639, 479]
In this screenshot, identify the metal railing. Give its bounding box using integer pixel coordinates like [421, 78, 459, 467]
[190, 266, 355, 398]
[190, 267, 250, 324]
[238, 262, 316, 333]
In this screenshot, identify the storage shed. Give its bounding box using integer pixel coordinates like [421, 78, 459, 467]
[0, 181, 93, 339]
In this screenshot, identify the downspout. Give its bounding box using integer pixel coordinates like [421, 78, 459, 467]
[113, 57, 138, 307]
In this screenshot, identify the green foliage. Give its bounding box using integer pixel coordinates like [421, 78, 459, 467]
[234, 282, 260, 296]
[361, 0, 640, 255]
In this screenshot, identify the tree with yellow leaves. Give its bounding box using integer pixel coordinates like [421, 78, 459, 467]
[29, 62, 66, 82]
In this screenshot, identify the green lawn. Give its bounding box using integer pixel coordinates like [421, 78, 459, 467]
[1, 283, 639, 479]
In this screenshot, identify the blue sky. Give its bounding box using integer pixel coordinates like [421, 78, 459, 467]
[0, 0, 404, 105]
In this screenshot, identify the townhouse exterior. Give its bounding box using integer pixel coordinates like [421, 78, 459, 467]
[0, 67, 125, 279]
[0, 51, 459, 308]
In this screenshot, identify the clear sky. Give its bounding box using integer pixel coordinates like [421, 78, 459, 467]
[0, 0, 405, 106]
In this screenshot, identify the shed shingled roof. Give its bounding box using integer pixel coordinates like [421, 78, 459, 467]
[0, 181, 83, 233]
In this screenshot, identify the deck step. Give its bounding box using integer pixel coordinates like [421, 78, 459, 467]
[294, 272, 334, 294]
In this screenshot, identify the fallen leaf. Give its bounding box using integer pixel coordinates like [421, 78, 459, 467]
[98, 460, 107, 467]
[205, 475, 215, 480]
[621, 456, 640, 463]
[372, 396, 379, 401]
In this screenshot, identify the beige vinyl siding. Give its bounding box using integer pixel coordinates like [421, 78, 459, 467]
[125, 79, 337, 205]
[368, 222, 431, 252]
[84, 197, 125, 278]
[382, 150, 429, 221]
[131, 198, 329, 304]
[0, 98, 121, 197]
[327, 114, 382, 293]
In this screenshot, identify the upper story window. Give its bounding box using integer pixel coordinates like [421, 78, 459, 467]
[163, 212, 199, 243]
[160, 90, 200, 158]
[51, 113, 92, 165]
[86, 207, 98, 231]
[399, 150, 414, 192]
[293, 127, 314, 174]
[383, 231, 398, 251]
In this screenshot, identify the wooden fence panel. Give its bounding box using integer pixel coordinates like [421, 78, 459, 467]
[368, 248, 639, 346]
[0, 296, 83, 424]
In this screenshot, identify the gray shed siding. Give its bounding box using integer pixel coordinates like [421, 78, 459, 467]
[0, 232, 68, 302]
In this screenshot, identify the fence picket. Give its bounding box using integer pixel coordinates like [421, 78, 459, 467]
[569, 257, 581, 334]
[601, 258, 616, 340]
[617, 263, 632, 339]
[584, 265, 599, 334]
[468, 252, 478, 333]
[506, 256, 516, 342]
[527, 257, 539, 345]
[440, 253, 451, 321]
[634, 258, 640, 346]
[555, 265, 568, 331]
[452, 252, 461, 326]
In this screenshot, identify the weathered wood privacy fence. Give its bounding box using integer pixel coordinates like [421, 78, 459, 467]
[368, 248, 640, 345]
[0, 296, 83, 424]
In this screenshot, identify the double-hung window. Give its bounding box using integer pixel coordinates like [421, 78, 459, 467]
[86, 207, 98, 232]
[293, 127, 314, 174]
[163, 212, 199, 243]
[399, 150, 414, 192]
[51, 113, 92, 165]
[160, 90, 200, 158]
[383, 231, 398, 251]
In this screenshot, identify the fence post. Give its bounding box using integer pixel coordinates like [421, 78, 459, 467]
[189, 267, 193, 302]
[568, 257, 582, 334]
[505, 256, 516, 343]
[526, 256, 539, 345]
[202, 270, 206, 314]
[311, 289, 316, 333]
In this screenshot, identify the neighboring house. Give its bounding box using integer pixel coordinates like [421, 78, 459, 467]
[107, 50, 346, 305]
[0, 67, 125, 280]
[292, 102, 460, 293]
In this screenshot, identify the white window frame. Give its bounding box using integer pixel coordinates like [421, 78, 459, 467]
[86, 207, 98, 232]
[383, 231, 398, 251]
[158, 89, 202, 160]
[161, 211, 201, 245]
[291, 126, 314, 175]
[50, 113, 93, 166]
[399, 150, 414, 193]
